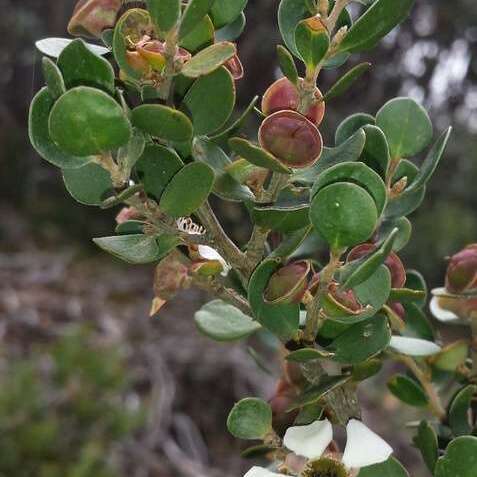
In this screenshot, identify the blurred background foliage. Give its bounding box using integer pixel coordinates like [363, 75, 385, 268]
[0, 1, 476, 476]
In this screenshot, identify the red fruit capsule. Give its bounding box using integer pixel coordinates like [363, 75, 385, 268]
[446, 244, 477, 294]
[262, 77, 325, 127]
[259, 111, 323, 169]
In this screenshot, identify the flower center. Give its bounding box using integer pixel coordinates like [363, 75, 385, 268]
[302, 458, 348, 477]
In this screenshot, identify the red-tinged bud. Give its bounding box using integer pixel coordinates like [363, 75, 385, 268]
[445, 244, 477, 294]
[125, 50, 152, 75]
[264, 260, 311, 305]
[225, 159, 268, 193]
[225, 54, 244, 80]
[389, 302, 406, 320]
[153, 252, 190, 305]
[68, 0, 121, 38]
[262, 77, 325, 126]
[115, 206, 141, 224]
[259, 111, 323, 169]
[136, 40, 167, 71]
[348, 243, 406, 289]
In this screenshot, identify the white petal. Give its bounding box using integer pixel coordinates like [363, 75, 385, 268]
[389, 336, 442, 356]
[430, 296, 461, 323]
[283, 419, 333, 460]
[197, 245, 231, 276]
[244, 467, 283, 477]
[342, 419, 393, 469]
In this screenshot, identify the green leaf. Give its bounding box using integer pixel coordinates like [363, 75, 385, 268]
[115, 220, 145, 235]
[376, 97, 433, 158]
[135, 144, 184, 199]
[322, 62, 371, 102]
[435, 436, 477, 477]
[404, 127, 452, 193]
[291, 129, 366, 184]
[330, 315, 391, 364]
[403, 303, 434, 341]
[132, 104, 193, 142]
[405, 270, 427, 308]
[295, 18, 330, 69]
[354, 265, 391, 311]
[229, 137, 291, 174]
[361, 125, 390, 177]
[215, 12, 246, 41]
[42, 57, 65, 100]
[210, 0, 248, 28]
[339, 0, 415, 53]
[358, 457, 409, 477]
[288, 375, 351, 411]
[341, 228, 398, 290]
[449, 385, 477, 436]
[269, 226, 312, 259]
[195, 300, 261, 341]
[311, 161, 387, 216]
[182, 41, 236, 78]
[278, 0, 310, 58]
[387, 374, 428, 407]
[179, 0, 214, 39]
[252, 205, 310, 233]
[376, 217, 411, 252]
[57, 39, 115, 94]
[29, 88, 92, 169]
[62, 163, 114, 206]
[93, 234, 178, 264]
[183, 67, 236, 135]
[389, 288, 426, 305]
[248, 259, 300, 342]
[431, 341, 469, 373]
[147, 0, 180, 33]
[117, 129, 146, 173]
[49, 86, 132, 156]
[352, 358, 382, 381]
[335, 112, 375, 145]
[179, 14, 215, 53]
[36, 37, 109, 58]
[413, 421, 438, 474]
[227, 398, 272, 440]
[192, 138, 254, 202]
[277, 45, 299, 85]
[160, 162, 214, 217]
[286, 348, 334, 362]
[310, 182, 378, 251]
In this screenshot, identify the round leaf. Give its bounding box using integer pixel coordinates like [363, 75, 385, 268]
[210, 0, 247, 28]
[160, 162, 214, 217]
[449, 385, 477, 437]
[29, 88, 92, 169]
[132, 104, 193, 142]
[42, 57, 65, 100]
[358, 457, 409, 477]
[179, 0, 215, 39]
[278, 0, 309, 58]
[335, 113, 375, 145]
[376, 97, 433, 158]
[183, 67, 236, 135]
[227, 398, 272, 440]
[195, 300, 261, 341]
[435, 437, 477, 477]
[215, 12, 246, 41]
[180, 14, 215, 53]
[387, 374, 428, 407]
[310, 182, 378, 250]
[49, 86, 132, 156]
[147, 0, 180, 33]
[181, 42, 236, 78]
[252, 205, 310, 233]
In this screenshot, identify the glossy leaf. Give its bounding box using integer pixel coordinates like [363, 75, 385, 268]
[402, 303, 434, 342]
[277, 45, 299, 85]
[210, 0, 248, 28]
[42, 57, 65, 100]
[195, 300, 261, 341]
[449, 385, 477, 436]
[413, 421, 438, 474]
[229, 137, 291, 174]
[160, 162, 214, 218]
[322, 62, 371, 102]
[361, 125, 390, 177]
[310, 182, 378, 251]
[62, 162, 114, 205]
[132, 104, 193, 142]
[248, 259, 300, 342]
[182, 42, 236, 77]
[135, 144, 184, 199]
[376, 217, 411, 252]
[179, 14, 215, 53]
[354, 265, 391, 312]
[49, 86, 132, 156]
[227, 398, 272, 440]
[278, 0, 310, 58]
[36, 37, 109, 58]
[330, 315, 391, 364]
[376, 97, 433, 159]
[57, 38, 115, 93]
[358, 457, 409, 477]
[183, 67, 235, 135]
[295, 17, 329, 69]
[179, 0, 214, 39]
[387, 374, 428, 407]
[215, 13, 246, 41]
[252, 205, 310, 233]
[335, 113, 375, 145]
[435, 436, 477, 477]
[29, 88, 92, 169]
[147, 0, 180, 33]
[339, 0, 415, 53]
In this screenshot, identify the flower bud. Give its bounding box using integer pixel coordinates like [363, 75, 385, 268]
[259, 111, 323, 169]
[225, 54, 244, 80]
[321, 281, 363, 318]
[348, 243, 406, 289]
[136, 40, 167, 71]
[264, 260, 311, 305]
[261, 77, 325, 126]
[115, 206, 141, 224]
[445, 244, 477, 294]
[68, 0, 121, 39]
[125, 50, 152, 76]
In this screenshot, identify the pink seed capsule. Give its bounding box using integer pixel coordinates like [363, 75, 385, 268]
[68, 0, 122, 38]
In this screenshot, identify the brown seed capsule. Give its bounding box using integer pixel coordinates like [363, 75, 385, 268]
[348, 243, 407, 289]
[259, 111, 323, 169]
[262, 77, 325, 126]
[225, 53, 244, 80]
[445, 244, 477, 294]
[68, 0, 122, 38]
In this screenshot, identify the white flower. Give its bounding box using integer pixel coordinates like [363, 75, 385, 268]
[244, 467, 283, 477]
[198, 245, 231, 277]
[389, 336, 442, 357]
[429, 295, 461, 323]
